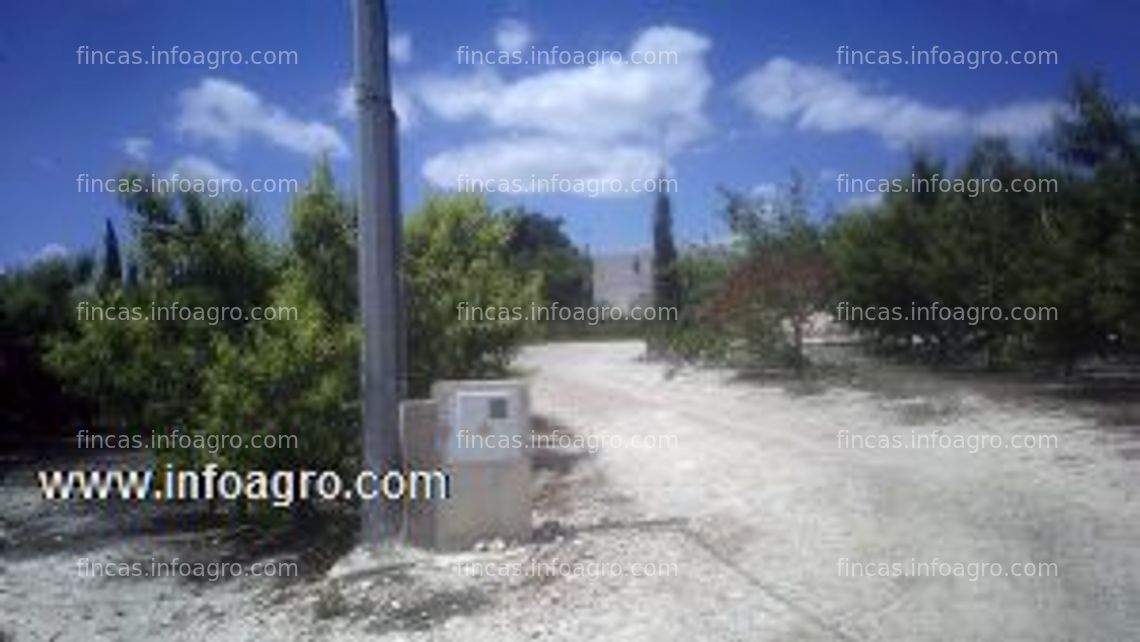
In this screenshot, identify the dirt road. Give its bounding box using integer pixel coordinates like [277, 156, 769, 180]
[5, 340, 1138, 641]
[516, 341, 1140, 641]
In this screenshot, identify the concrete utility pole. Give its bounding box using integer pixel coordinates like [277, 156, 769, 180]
[353, 0, 404, 544]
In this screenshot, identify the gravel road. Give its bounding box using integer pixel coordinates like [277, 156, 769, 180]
[4, 340, 1138, 641]
[514, 340, 1140, 641]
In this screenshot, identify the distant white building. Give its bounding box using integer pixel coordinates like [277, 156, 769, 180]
[591, 248, 653, 311]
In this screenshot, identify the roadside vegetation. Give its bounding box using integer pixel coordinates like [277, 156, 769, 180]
[656, 77, 1140, 376]
[0, 161, 584, 515]
[2, 76, 1136, 509]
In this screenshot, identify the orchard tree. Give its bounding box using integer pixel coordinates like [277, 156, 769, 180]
[715, 174, 831, 370]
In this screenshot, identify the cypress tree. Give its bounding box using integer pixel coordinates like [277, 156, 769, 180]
[101, 218, 122, 289]
[652, 171, 682, 311]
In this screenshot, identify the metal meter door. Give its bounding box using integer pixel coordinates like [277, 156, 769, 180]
[449, 389, 522, 462]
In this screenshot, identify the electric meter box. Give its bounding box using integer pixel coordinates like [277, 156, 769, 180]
[437, 380, 529, 462]
[401, 380, 532, 550]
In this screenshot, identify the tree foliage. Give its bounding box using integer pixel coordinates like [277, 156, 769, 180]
[829, 76, 1139, 371]
[714, 175, 831, 369]
[652, 181, 682, 311]
[0, 255, 94, 445]
[99, 218, 122, 292]
[663, 78, 1139, 375]
[39, 167, 541, 498]
[404, 193, 541, 396]
[47, 186, 276, 428]
[503, 208, 591, 309]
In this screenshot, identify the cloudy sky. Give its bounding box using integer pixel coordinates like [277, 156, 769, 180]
[1, 0, 1135, 266]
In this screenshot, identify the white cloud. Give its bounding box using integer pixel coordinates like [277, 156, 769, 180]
[336, 83, 417, 130]
[734, 58, 1058, 146]
[734, 58, 964, 145]
[418, 26, 711, 149]
[176, 77, 347, 157]
[336, 86, 353, 119]
[168, 155, 237, 183]
[32, 243, 68, 263]
[121, 137, 152, 161]
[423, 137, 664, 198]
[413, 72, 498, 120]
[494, 19, 533, 52]
[750, 182, 779, 198]
[842, 192, 885, 212]
[973, 100, 1064, 140]
[390, 32, 413, 64]
[415, 25, 713, 196]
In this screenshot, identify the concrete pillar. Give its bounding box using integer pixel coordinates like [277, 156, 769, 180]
[401, 381, 532, 550]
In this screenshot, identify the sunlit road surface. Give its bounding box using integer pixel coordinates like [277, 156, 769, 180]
[517, 340, 1140, 641]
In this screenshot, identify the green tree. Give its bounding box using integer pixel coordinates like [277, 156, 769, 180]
[716, 174, 831, 370]
[1051, 75, 1140, 353]
[289, 159, 357, 323]
[827, 77, 1139, 372]
[503, 208, 591, 309]
[404, 193, 541, 396]
[191, 186, 541, 487]
[192, 273, 360, 478]
[664, 245, 736, 360]
[189, 162, 361, 477]
[0, 255, 94, 445]
[99, 218, 122, 292]
[652, 174, 682, 312]
[119, 183, 277, 325]
[48, 183, 277, 428]
[830, 156, 952, 355]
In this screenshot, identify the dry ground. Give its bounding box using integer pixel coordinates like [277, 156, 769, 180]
[3, 340, 1138, 640]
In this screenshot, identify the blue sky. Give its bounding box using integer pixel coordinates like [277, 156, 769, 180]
[1, 0, 1136, 268]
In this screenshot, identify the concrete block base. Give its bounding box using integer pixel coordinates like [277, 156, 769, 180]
[400, 388, 532, 551]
